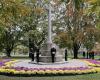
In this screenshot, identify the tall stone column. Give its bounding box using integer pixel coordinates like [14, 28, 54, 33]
[48, 2, 52, 44]
[46, 1, 52, 55]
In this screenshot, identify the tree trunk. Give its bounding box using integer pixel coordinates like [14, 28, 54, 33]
[73, 42, 79, 59]
[6, 49, 12, 57]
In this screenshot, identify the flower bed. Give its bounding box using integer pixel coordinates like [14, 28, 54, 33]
[0, 59, 12, 67]
[82, 59, 100, 67]
[0, 59, 98, 76]
[82, 59, 100, 72]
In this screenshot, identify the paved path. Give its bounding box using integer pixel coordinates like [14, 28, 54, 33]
[13, 59, 89, 68]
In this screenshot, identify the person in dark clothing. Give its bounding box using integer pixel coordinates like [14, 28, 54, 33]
[83, 51, 86, 58]
[89, 51, 92, 59]
[29, 38, 35, 61]
[31, 53, 34, 61]
[36, 48, 40, 63]
[29, 48, 34, 61]
[51, 47, 56, 63]
[91, 51, 94, 59]
[65, 49, 68, 61]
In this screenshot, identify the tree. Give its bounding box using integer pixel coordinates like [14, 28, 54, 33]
[0, 0, 31, 57]
[19, 0, 48, 54]
[0, 26, 5, 51]
[54, 0, 84, 59]
[0, 0, 49, 57]
[54, 0, 100, 59]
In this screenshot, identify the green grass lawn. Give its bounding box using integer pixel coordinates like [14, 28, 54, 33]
[0, 73, 100, 80]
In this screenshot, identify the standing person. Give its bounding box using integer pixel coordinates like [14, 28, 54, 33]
[83, 51, 86, 58]
[51, 47, 56, 63]
[36, 48, 40, 63]
[29, 38, 35, 61]
[31, 53, 34, 61]
[89, 51, 92, 59]
[65, 49, 68, 61]
[29, 48, 34, 61]
[91, 51, 94, 59]
[89, 51, 91, 59]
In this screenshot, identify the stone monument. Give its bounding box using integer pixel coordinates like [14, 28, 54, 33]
[39, 1, 63, 63]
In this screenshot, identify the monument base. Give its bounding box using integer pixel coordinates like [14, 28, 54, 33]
[39, 42, 64, 63]
[39, 55, 63, 63]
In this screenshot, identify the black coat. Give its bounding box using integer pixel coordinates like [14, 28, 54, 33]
[51, 47, 56, 55]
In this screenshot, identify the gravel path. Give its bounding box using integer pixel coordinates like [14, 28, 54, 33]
[13, 59, 89, 68]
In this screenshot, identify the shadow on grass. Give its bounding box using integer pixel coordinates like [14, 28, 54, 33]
[0, 72, 97, 77]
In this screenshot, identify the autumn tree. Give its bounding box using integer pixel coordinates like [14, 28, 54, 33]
[0, 0, 31, 57]
[19, 0, 48, 54]
[54, 0, 100, 59]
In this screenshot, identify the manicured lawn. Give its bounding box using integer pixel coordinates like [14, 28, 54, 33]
[0, 73, 100, 80]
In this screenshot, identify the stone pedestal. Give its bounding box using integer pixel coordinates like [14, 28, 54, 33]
[39, 55, 63, 63]
[39, 43, 64, 63]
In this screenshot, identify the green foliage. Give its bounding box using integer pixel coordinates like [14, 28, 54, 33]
[0, 0, 48, 56]
[74, 0, 84, 10]
[28, 28, 46, 48]
[54, 32, 73, 49]
[0, 0, 100, 57]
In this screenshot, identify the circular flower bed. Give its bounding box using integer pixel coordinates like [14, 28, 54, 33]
[82, 59, 100, 67]
[0, 59, 98, 76]
[82, 59, 100, 72]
